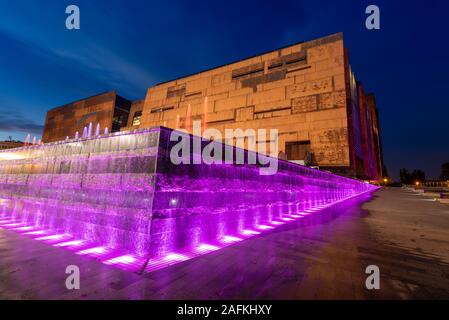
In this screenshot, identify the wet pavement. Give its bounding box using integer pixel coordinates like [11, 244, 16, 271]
[1, 188, 449, 300]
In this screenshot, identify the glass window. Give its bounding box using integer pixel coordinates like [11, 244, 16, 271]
[132, 111, 142, 126]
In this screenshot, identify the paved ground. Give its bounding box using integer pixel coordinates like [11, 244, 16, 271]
[1, 188, 449, 300]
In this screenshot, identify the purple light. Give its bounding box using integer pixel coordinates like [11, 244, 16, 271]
[255, 225, 275, 230]
[2, 223, 21, 227]
[77, 246, 108, 256]
[221, 235, 242, 243]
[241, 229, 261, 236]
[23, 230, 46, 236]
[13, 226, 35, 231]
[0, 127, 379, 273]
[54, 240, 85, 248]
[103, 255, 137, 265]
[195, 244, 220, 253]
[163, 253, 189, 262]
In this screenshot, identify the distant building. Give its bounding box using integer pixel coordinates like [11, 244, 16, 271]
[0, 141, 24, 150]
[42, 91, 132, 143]
[41, 33, 384, 181]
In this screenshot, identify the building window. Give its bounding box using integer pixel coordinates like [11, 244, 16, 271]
[286, 141, 311, 161]
[112, 115, 124, 132]
[132, 111, 142, 126]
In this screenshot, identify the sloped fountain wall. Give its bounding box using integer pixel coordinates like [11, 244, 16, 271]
[0, 127, 377, 257]
[0, 129, 160, 255]
[148, 128, 376, 256]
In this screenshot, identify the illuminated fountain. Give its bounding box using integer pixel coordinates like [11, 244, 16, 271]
[87, 122, 93, 138]
[0, 127, 378, 272]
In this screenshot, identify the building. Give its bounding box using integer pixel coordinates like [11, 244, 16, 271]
[0, 140, 24, 150]
[42, 33, 383, 180]
[126, 100, 144, 127]
[42, 91, 132, 143]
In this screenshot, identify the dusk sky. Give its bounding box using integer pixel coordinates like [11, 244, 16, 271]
[0, 0, 448, 179]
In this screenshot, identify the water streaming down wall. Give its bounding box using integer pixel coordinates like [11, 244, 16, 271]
[0, 127, 377, 257]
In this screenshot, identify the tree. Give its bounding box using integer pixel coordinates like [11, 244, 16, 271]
[399, 168, 426, 184]
[382, 165, 389, 179]
[441, 162, 449, 180]
[412, 169, 426, 183]
[399, 168, 409, 184]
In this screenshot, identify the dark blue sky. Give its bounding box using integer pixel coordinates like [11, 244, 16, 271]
[0, 0, 448, 179]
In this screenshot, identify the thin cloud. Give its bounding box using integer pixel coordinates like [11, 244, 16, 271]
[50, 44, 154, 97]
[0, 110, 44, 135]
[0, 17, 154, 98]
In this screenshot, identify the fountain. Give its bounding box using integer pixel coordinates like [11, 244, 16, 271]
[0, 127, 378, 271]
[95, 123, 101, 137]
[87, 122, 93, 138]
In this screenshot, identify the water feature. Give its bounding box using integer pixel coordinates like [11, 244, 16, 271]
[87, 122, 93, 139]
[0, 127, 378, 271]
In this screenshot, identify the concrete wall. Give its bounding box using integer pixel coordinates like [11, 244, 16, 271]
[43, 92, 118, 143]
[39, 33, 383, 180]
[137, 33, 351, 169]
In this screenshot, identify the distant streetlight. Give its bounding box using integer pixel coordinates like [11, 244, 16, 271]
[415, 181, 420, 186]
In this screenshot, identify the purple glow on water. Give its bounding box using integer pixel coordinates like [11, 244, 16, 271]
[13, 226, 34, 231]
[23, 230, 46, 236]
[164, 253, 190, 262]
[77, 246, 111, 257]
[0, 127, 378, 273]
[195, 244, 220, 253]
[35, 234, 67, 241]
[103, 254, 137, 265]
[55, 240, 86, 248]
[241, 229, 261, 236]
[221, 235, 242, 243]
[256, 224, 275, 230]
